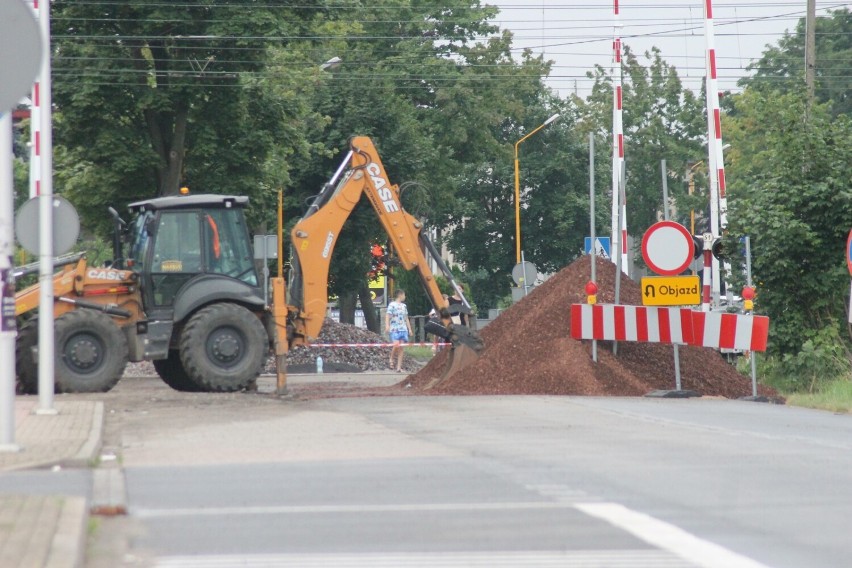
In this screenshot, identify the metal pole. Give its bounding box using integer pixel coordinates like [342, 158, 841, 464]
[805, 0, 816, 102]
[661, 160, 682, 390]
[0, 112, 20, 451]
[262, 241, 269, 306]
[745, 235, 757, 397]
[37, 1, 56, 414]
[521, 250, 529, 296]
[513, 115, 559, 266]
[275, 190, 287, 395]
[613, 162, 625, 355]
[514, 145, 522, 264]
[589, 133, 597, 362]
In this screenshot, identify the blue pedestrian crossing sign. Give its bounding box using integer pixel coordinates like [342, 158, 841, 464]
[584, 237, 611, 259]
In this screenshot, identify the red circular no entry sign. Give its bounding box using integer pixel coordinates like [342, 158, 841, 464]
[846, 229, 852, 276]
[642, 220, 694, 276]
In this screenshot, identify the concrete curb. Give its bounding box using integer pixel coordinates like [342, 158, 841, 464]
[67, 401, 104, 468]
[46, 497, 89, 568]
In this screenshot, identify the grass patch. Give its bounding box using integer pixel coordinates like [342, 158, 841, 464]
[785, 379, 852, 413]
[404, 345, 436, 361]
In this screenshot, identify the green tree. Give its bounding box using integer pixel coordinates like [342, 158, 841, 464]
[724, 87, 852, 362]
[50, 1, 322, 235]
[740, 8, 850, 117]
[577, 46, 707, 247]
[432, 36, 591, 311]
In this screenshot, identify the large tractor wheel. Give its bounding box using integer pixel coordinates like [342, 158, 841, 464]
[178, 303, 266, 392]
[153, 351, 202, 392]
[15, 317, 39, 394]
[54, 310, 128, 393]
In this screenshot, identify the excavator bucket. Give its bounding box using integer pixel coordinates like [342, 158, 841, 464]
[422, 321, 484, 389]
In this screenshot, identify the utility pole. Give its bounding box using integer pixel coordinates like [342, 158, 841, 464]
[805, 0, 816, 102]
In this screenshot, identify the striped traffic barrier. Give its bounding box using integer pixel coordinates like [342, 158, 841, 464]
[570, 304, 694, 345]
[690, 311, 769, 352]
[570, 304, 770, 352]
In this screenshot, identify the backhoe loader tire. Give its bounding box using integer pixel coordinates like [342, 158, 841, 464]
[179, 303, 266, 392]
[153, 351, 202, 392]
[54, 310, 128, 393]
[15, 317, 39, 394]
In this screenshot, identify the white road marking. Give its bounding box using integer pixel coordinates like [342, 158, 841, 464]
[134, 501, 575, 519]
[575, 502, 771, 568]
[155, 550, 693, 567]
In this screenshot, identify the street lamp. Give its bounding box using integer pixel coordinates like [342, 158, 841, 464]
[687, 160, 704, 236]
[687, 144, 730, 235]
[513, 113, 560, 264]
[320, 56, 342, 71]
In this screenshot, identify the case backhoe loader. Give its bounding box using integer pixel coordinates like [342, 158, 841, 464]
[14, 136, 482, 394]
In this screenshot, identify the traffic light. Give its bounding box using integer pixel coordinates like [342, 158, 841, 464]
[691, 235, 703, 259]
[368, 243, 388, 279]
[711, 238, 726, 261]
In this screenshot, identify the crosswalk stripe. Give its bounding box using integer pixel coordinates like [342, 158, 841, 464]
[576, 502, 771, 568]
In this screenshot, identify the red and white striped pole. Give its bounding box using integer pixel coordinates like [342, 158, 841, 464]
[703, 0, 727, 303]
[33, 0, 57, 412]
[702, 247, 712, 312]
[28, 0, 43, 198]
[611, 0, 627, 274]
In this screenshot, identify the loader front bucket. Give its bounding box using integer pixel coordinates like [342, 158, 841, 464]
[422, 321, 484, 389]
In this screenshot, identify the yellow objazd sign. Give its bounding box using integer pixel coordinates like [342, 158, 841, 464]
[641, 275, 701, 306]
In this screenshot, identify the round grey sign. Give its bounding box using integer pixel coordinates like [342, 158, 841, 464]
[511, 261, 538, 286]
[15, 196, 81, 256]
[0, 1, 42, 112]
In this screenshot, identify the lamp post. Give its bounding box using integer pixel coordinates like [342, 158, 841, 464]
[687, 160, 704, 236]
[687, 144, 729, 236]
[321, 56, 342, 71]
[513, 113, 560, 264]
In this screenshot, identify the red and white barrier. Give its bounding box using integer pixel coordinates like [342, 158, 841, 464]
[570, 304, 770, 352]
[570, 304, 694, 345]
[690, 311, 769, 352]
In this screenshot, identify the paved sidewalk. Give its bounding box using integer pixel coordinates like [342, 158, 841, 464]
[0, 400, 104, 568]
[0, 494, 88, 568]
[0, 400, 103, 472]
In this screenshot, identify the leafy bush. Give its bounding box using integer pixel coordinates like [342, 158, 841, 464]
[757, 326, 851, 393]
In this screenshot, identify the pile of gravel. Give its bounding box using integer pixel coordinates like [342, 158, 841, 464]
[264, 318, 421, 373]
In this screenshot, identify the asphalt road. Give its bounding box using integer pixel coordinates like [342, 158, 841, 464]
[88, 375, 852, 567]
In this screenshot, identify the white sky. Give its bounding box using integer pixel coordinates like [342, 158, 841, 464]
[489, 0, 847, 97]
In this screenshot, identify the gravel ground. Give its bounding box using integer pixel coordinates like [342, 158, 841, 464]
[125, 318, 423, 378]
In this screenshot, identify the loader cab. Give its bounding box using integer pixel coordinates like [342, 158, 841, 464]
[126, 195, 263, 314]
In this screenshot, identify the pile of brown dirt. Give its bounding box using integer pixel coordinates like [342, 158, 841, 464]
[409, 257, 776, 398]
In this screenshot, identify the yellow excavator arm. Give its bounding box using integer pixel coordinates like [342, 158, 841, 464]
[282, 136, 482, 380]
[289, 137, 447, 341]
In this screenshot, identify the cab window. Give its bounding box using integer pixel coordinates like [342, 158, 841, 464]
[203, 208, 258, 286]
[149, 211, 202, 306]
